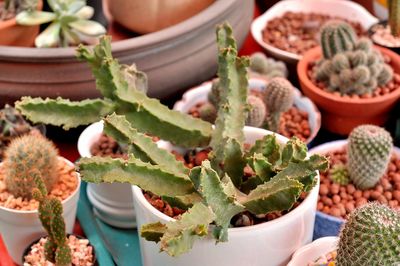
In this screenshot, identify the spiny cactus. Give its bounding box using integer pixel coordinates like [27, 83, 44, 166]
[31, 172, 71, 266]
[15, 36, 212, 149]
[347, 125, 393, 190]
[388, 0, 400, 37]
[77, 23, 329, 257]
[4, 132, 59, 199]
[198, 102, 217, 123]
[249, 52, 287, 79]
[245, 95, 267, 127]
[329, 164, 349, 185]
[263, 77, 294, 132]
[316, 21, 393, 96]
[336, 203, 400, 265]
[1, 0, 37, 20]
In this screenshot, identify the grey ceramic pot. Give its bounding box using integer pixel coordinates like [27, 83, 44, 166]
[0, 0, 254, 105]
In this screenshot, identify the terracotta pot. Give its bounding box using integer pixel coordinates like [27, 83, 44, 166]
[0, 0, 42, 47]
[297, 46, 400, 135]
[104, 0, 215, 34]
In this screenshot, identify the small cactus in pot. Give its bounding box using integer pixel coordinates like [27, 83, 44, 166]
[1, 0, 37, 20]
[249, 52, 288, 79]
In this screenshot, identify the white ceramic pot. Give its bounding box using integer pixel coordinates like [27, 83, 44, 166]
[251, 0, 378, 64]
[173, 78, 321, 146]
[132, 126, 320, 266]
[77, 121, 136, 228]
[0, 157, 80, 265]
[288, 236, 339, 266]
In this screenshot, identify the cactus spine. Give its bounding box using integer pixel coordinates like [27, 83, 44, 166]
[263, 77, 294, 132]
[347, 125, 393, 190]
[32, 172, 71, 266]
[316, 21, 393, 95]
[388, 0, 400, 37]
[4, 133, 59, 199]
[336, 203, 400, 265]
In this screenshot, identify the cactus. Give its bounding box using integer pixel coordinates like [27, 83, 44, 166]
[263, 77, 294, 132]
[245, 95, 267, 127]
[208, 78, 221, 107]
[347, 125, 393, 190]
[76, 23, 329, 257]
[388, 0, 400, 37]
[316, 22, 393, 96]
[336, 203, 400, 265]
[15, 36, 213, 149]
[32, 172, 71, 266]
[249, 52, 287, 79]
[320, 20, 357, 59]
[4, 132, 59, 199]
[1, 0, 37, 20]
[329, 164, 349, 185]
[198, 102, 217, 123]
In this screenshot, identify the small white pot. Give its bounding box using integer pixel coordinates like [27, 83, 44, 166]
[132, 126, 320, 266]
[288, 236, 339, 266]
[251, 0, 378, 64]
[77, 121, 136, 228]
[173, 78, 321, 146]
[0, 157, 81, 265]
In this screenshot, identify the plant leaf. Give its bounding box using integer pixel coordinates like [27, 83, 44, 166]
[75, 6, 94, 19]
[247, 153, 274, 181]
[247, 134, 280, 165]
[16, 11, 56, 25]
[161, 193, 202, 210]
[35, 22, 61, 48]
[280, 137, 308, 168]
[141, 222, 167, 243]
[67, 1, 86, 14]
[69, 19, 106, 36]
[15, 97, 115, 130]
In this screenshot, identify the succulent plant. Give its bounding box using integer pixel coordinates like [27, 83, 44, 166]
[32, 172, 71, 266]
[245, 95, 267, 127]
[15, 36, 212, 149]
[249, 52, 287, 79]
[347, 125, 393, 190]
[329, 164, 349, 186]
[1, 0, 37, 20]
[263, 77, 294, 132]
[336, 203, 400, 265]
[77, 23, 329, 257]
[316, 21, 393, 96]
[4, 132, 59, 199]
[198, 102, 217, 124]
[208, 78, 221, 107]
[388, 0, 400, 37]
[15, 0, 106, 47]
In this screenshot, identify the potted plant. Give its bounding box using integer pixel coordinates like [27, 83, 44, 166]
[0, 132, 81, 265]
[309, 124, 400, 239]
[0, 0, 42, 46]
[22, 173, 95, 265]
[298, 20, 400, 135]
[75, 23, 329, 265]
[288, 203, 400, 265]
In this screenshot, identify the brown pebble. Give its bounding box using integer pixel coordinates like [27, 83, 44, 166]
[333, 195, 341, 204]
[320, 184, 329, 196]
[330, 184, 340, 195]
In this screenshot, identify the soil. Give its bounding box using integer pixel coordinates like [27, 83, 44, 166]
[0, 159, 78, 211]
[262, 11, 364, 56]
[308, 56, 400, 98]
[23, 235, 94, 266]
[371, 24, 400, 48]
[144, 148, 307, 227]
[318, 147, 400, 219]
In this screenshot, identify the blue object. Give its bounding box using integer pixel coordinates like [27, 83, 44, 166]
[313, 211, 344, 240]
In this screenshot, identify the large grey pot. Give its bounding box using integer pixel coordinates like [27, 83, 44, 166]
[0, 0, 254, 104]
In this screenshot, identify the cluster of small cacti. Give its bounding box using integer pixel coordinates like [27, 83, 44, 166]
[76, 23, 328, 256]
[249, 52, 288, 79]
[336, 203, 400, 265]
[4, 132, 59, 199]
[1, 0, 37, 19]
[329, 164, 349, 186]
[315, 21, 393, 95]
[201, 76, 294, 132]
[32, 172, 71, 266]
[347, 124, 393, 190]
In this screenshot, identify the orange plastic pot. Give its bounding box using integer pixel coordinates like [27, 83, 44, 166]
[0, 0, 42, 47]
[297, 46, 400, 135]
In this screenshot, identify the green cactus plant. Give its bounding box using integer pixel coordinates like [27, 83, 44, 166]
[31, 172, 71, 266]
[336, 203, 400, 265]
[388, 0, 400, 37]
[1, 0, 37, 20]
[329, 164, 349, 186]
[263, 77, 294, 132]
[245, 95, 267, 128]
[77, 23, 329, 257]
[347, 125, 393, 190]
[15, 0, 106, 48]
[198, 102, 217, 123]
[4, 132, 59, 199]
[249, 52, 287, 79]
[316, 21, 393, 96]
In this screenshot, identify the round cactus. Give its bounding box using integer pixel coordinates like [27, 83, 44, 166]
[245, 95, 267, 127]
[329, 164, 350, 185]
[4, 132, 59, 199]
[198, 102, 217, 123]
[249, 52, 287, 79]
[347, 125, 393, 190]
[336, 203, 400, 265]
[208, 79, 221, 107]
[320, 20, 357, 59]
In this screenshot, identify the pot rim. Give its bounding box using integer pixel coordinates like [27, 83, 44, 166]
[132, 126, 320, 233]
[368, 20, 400, 49]
[297, 46, 400, 104]
[173, 77, 322, 145]
[0, 156, 81, 214]
[0, 0, 239, 60]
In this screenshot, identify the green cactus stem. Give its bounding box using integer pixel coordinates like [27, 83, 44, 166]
[246, 95, 267, 127]
[320, 20, 357, 59]
[389, 0, 400, 37]
[249, 52, 287, 79]
[329, 164, 350, 185]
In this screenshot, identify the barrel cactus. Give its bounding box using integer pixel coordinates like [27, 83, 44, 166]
[347, 125, 393, 190]
[316, 21, 393, 96]
[245, 95, 267, 127]
[4, 133, 59, 199]
[336, 203, 400, 266]
[263, 77, 294, 132]
[249, 52, 287, 79]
